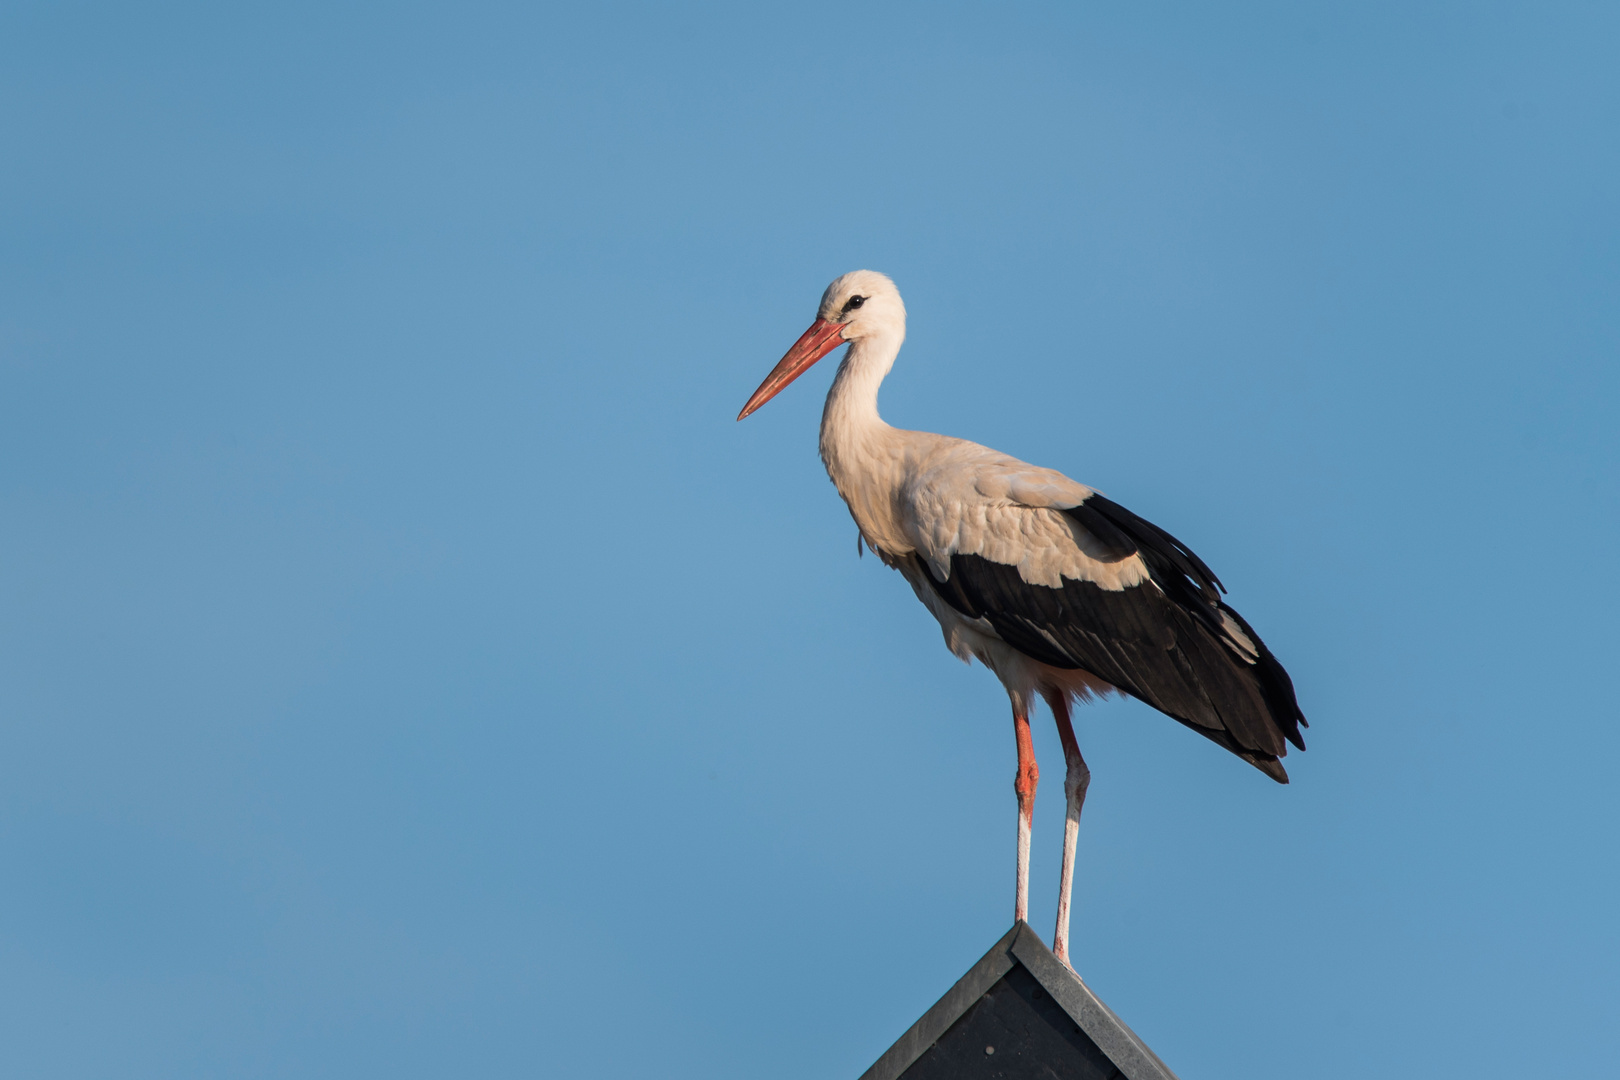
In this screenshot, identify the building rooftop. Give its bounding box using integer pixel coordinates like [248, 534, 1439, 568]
[859, 921, 1180, 1080]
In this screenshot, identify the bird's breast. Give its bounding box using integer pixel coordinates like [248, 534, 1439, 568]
[819, 426, 924, 559]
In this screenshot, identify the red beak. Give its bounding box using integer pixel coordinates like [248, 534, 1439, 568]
[737, 318, 848, 420]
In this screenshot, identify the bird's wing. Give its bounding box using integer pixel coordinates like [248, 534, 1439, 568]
[899, 443, 1150, 590]
[899, 442, 1306, 781]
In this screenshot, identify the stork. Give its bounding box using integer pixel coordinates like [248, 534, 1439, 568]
[737, 271, 1307, 965]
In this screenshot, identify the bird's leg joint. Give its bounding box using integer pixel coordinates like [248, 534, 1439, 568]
[1015, 758, 1039, 804]
[1063, 753, 1091, 805]
[1012, 711, 1039, 810]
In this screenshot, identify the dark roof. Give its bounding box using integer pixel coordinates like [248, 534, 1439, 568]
[859, 921, 1180, 1080]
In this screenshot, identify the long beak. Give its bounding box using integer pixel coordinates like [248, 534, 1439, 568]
[737, 318, 847, 420]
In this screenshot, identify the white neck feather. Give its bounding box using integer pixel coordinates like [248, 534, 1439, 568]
[818, 329, 900, 486]
[814, 327, 916, 561]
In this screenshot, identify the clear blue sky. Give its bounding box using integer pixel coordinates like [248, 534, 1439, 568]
[2, 3, 1617, 1077]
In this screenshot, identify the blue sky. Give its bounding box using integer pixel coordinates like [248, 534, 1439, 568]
[2, 2, 1617, 1077]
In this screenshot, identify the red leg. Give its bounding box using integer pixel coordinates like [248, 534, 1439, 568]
[1044, 689, 1090, 967]
[1013, 707, 1039, 925]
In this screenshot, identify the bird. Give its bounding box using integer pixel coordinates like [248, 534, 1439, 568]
[737, 270, 1307, 965]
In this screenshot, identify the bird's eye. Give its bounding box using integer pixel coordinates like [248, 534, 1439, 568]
[842, 295, 866, 313]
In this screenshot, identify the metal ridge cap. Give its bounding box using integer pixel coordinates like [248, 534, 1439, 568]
[1008, 924, 1181, 1080]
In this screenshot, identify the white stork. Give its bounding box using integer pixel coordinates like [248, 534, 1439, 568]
[738, 271, 1307, 965]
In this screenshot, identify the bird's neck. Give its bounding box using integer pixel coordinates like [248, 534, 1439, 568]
[819, 330, 901, 514]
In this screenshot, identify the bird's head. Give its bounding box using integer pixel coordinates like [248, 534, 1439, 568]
[815, 270, 905, 342]
[737, 270, 905, 420]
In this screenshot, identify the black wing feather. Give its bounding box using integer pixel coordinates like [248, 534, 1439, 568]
[1069, 493, 1225, 600]
[918, 493, 1306, 783]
